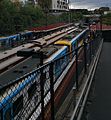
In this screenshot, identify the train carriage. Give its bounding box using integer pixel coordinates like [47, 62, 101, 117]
[0, 31, 33, 51]
[0, 28, 91, 120]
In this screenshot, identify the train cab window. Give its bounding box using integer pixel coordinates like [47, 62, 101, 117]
[13, 95, 23, 117]
[28, 82, 36, 100]
[4, 108, 11, 120]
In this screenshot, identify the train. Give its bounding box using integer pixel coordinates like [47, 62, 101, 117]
[0, 28, 92, 120]
[0, 31, 34, 50]
[0, 23, 73, 51]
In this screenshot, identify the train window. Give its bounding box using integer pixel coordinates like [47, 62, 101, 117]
[13, 95, 23, 117]
[28, 82, 36, 100]
[0, 109, 3, 120]
[4, 108, 11, 120]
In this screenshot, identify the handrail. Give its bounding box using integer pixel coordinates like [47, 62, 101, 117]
[70, 39, 103, 120]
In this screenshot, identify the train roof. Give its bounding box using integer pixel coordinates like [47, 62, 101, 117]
[40, 45, 59, 58]
[62, 29, 83, 41]
[45, 45, 67, 63]
[63, 34, 75, 40]
[0, 28, 89, 89]
[0, 57, 40, 88]
[0, 45, 61, 88]
[71, 28, 89, 43]
[0, 37, 8, 41]
[0, 31, 32, 41]
[19, 31, 32, 35]
[0, 34, 19, 41]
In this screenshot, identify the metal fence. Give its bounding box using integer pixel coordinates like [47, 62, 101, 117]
[0, 31, 102, 120]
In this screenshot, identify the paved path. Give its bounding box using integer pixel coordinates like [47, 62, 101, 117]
[88, 42, 111, 120]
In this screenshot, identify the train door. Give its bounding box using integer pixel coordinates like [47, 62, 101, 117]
[2, 103, 13, 120]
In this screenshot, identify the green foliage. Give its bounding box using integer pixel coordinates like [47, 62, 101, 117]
[38, 0, 52, 10]
[0, 0, 45, 35]
[0, 0, 84, 36]
[0, 0, 17, 35]
[102, 13, 111, 25]
[71, 12, 83, 22]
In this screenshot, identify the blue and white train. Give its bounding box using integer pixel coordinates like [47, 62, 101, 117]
[0, 28, 90, 120]
[0, 31, 33, 50]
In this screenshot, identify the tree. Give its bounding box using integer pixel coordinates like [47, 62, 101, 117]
[102, 13, 111, 25]
[0, 0, 17, 34]
[38, 0, 52, 11]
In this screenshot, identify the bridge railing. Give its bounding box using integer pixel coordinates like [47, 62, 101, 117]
[70, 32, 102, 120]
[0, 31, 102, 120]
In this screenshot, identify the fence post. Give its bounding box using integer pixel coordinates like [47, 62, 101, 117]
[73, 87, 77, 108]
[88, 34, 92, 64]
[40, 52, 44, 120]
[75, 49, 78, 90]
[50, 62, 55, 120]
[84, 41, 87, 74]
[89, 40, 92, 64]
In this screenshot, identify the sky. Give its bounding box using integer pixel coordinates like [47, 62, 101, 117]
[21, 0, 111, 10]
[70, 0, 111, 10]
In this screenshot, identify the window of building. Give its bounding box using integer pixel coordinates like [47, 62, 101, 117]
[13, 95, 23, 117]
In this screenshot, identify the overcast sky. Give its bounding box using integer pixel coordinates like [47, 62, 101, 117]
[70, 0, 111, 10]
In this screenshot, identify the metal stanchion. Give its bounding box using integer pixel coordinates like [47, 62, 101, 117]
[50, 62, 55, 120]
[73, 87, 77, 109]
[75, 49, 79, 90]
[84, 41, 87, 74]
[40, 52, 44, 120]
[89, 40, 92, 64]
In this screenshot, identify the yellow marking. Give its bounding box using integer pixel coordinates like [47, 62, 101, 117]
[55, 40, 72, 58]
[54, 40, 71, 46]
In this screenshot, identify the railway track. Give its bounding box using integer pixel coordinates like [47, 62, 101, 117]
[0, 26, 78, 74]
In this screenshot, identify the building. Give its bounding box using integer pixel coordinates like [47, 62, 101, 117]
[11, 0, 69, 11]
[51, 0, 69, 11]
